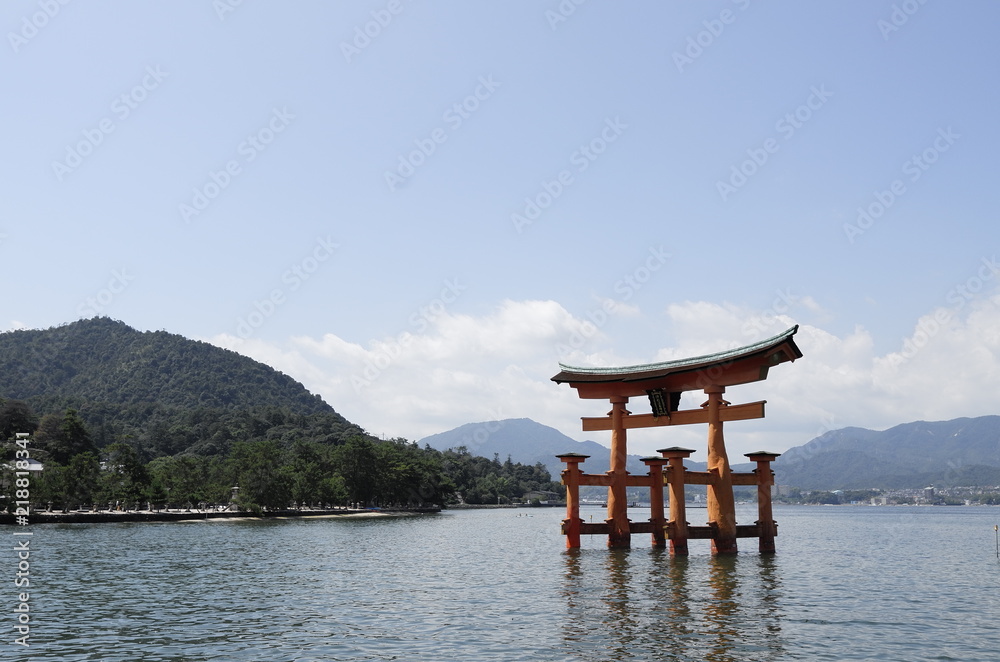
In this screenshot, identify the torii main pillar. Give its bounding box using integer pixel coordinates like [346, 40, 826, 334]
[551, 326, 802, 553]
[704, 385, 737, 554]
[606, 396, 631, 547]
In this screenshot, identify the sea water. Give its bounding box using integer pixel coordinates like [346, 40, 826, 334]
[11, 505, 1000, 660]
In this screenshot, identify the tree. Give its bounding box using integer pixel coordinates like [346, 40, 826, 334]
[0, 400, 38, 440]
[231, 439, 293, 512]
[59, 452, 101, 509]
[317, 474, 349, 506]
[146, 455, 232, 507]
[333, 436, 378, 505]
[35, 409, 97, 464]
[287, 440, 330, 506]
[98, 442, 150, 506]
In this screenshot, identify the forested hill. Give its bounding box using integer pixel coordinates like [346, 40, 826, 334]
[0, 317, 362, 455]
[0, 317, 330, 414]
[0, 318, 561, 512]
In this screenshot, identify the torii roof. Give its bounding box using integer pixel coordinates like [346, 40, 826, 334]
[552, 325, 802, 399]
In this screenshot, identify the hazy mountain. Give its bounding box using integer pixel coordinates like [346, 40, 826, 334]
[417, 417, 729, 480]
[422, 415, 1000, 492]
[420, 418, 634, 479]
[775, 416, 1000, 489]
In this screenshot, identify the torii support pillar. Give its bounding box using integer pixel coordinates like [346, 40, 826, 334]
[746, 451, 780, 553]
[660, 446, 695, 556]
[557, 452, 589, 549]
[705, 386, 738, 555]
[641, 455, 670, 548]
[606, 396, 631, 548]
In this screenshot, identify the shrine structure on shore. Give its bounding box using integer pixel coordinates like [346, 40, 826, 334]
[552, 326, 802, 554]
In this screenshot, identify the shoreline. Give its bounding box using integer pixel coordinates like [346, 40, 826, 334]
[0, 506, 440, 525]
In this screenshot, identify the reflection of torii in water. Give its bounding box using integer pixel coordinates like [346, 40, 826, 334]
[552, 326, 802, 554]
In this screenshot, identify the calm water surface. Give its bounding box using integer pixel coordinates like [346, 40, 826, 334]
[12, 505, 1000, 661]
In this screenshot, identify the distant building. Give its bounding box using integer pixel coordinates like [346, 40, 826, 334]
[775, 484, 794, 497]
[524, 490, 562, 504]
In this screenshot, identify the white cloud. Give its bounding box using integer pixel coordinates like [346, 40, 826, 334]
[210, 300, 595, 442]
[207, 288, 1000, 464]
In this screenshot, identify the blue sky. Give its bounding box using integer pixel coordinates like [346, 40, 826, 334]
[3, 1, 999, 458]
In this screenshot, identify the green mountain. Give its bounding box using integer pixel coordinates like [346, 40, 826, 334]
[774, 416, 1000, 490]
[0, 317, 363, 456]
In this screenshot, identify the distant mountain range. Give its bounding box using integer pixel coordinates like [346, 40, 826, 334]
[774, 417, 1000, 489]
[419, 417, 728, 482]
[420, 418, 626, 480]
[421, 416, 1000, 491]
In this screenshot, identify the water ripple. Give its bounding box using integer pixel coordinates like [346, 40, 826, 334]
[17, 506, 1000, 660]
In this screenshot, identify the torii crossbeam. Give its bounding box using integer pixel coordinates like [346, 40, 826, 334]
[552, 326, 802, 554]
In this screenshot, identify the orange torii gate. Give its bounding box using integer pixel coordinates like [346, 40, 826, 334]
[552, 326, 802, 554]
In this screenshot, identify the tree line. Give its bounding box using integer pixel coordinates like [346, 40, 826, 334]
[1, 401, 561, 513]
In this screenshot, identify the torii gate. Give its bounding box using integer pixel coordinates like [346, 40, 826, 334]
[552, 326, 802, 554]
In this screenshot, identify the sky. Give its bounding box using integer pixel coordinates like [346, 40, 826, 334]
[3, 0, 999, 460]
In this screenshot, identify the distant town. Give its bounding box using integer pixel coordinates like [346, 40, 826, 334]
[773, 485, 1000, 506]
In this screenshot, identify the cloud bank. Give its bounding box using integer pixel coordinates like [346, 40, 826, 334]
[210, 288, 1000, 461]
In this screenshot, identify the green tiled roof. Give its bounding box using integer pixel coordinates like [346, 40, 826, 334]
[555, 325, 799, 380]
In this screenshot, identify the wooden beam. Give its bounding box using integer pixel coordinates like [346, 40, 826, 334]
[574, 522, 662, 536]
[581, 400, 766, 432]
[573, 473, 656, 487]
[676, 471, 713, 485]
[573, 470, 757, 488]
[662, 471, 758, 486]
[577, 474, 613, 487]
[671, 524, 764, 540]
[731, 473, 759, 486]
